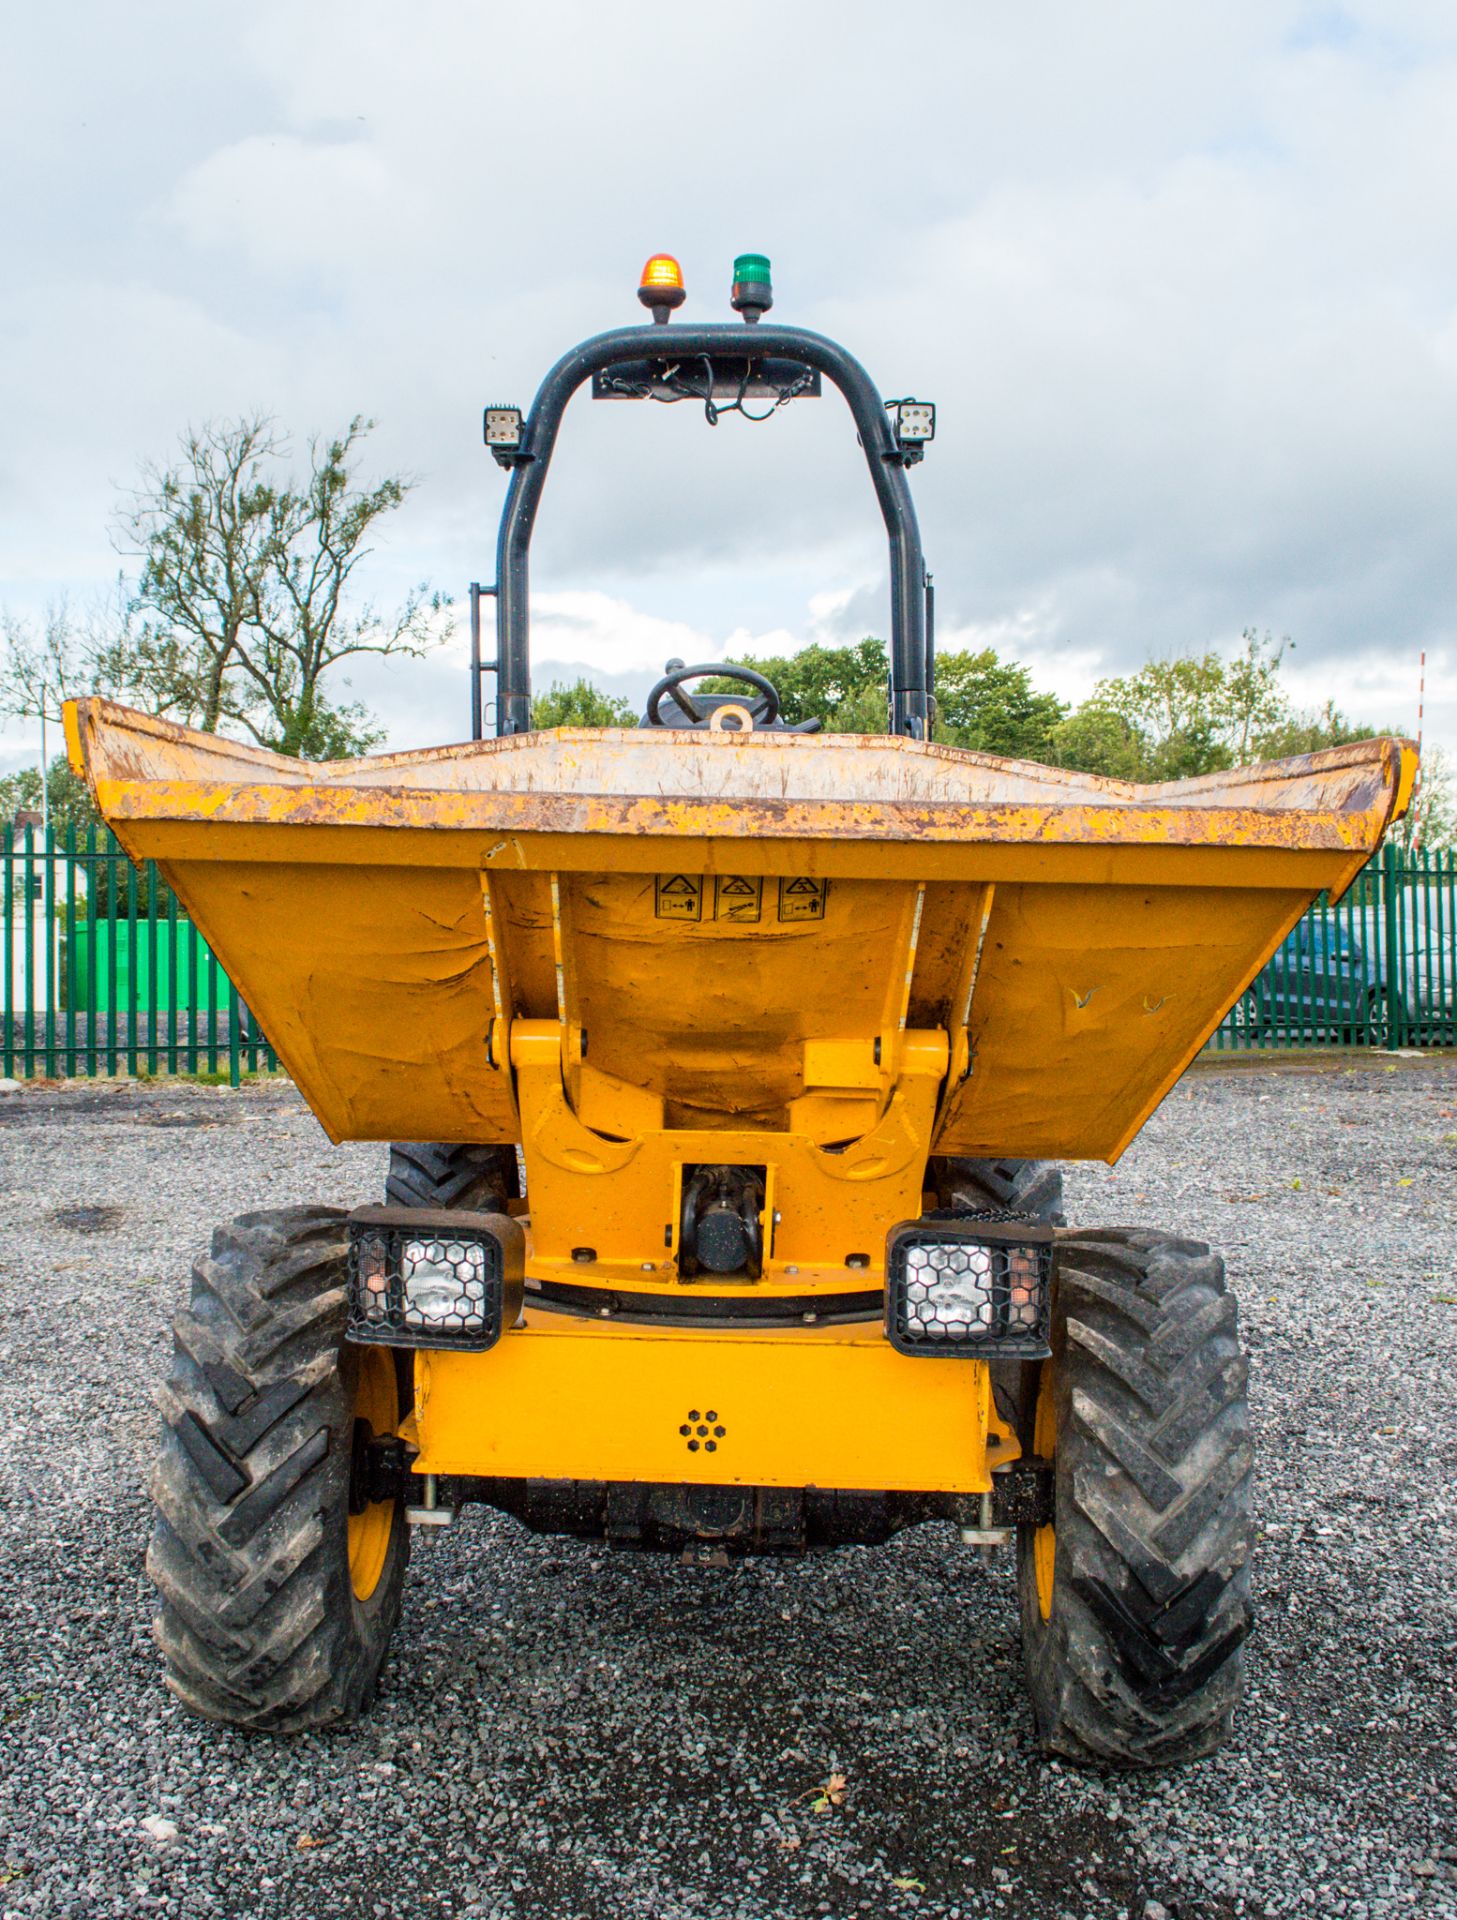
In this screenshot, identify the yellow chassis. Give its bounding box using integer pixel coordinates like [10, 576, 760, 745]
[403, 1016, 1017, 1495]
[406, 1314, 1020, 1494]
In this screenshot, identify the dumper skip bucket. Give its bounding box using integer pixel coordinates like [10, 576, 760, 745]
[68, 698, 1414, 1178]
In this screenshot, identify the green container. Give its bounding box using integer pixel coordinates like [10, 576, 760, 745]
[69, 918, 232, 1013]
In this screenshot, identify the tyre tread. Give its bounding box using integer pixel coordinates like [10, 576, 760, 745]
[930, 1155, 1066, 1224]
[1020, 1226, 1253, 1768]
[147, 1207, 408, 1731]
[385, 1142, 516, 1213]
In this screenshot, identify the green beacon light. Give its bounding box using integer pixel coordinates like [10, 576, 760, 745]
[731, 252, 773, 323]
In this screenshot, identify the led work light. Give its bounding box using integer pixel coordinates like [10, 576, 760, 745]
[885, 399, 936, 462]
[483, 406, 523, 447]
[347, 1205, 525, 1351]
[483, 407, 524, 468]
[885, 1217, 1052, 1358]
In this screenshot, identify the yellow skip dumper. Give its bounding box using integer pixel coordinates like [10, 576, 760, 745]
[69, 249, 1414, 1766]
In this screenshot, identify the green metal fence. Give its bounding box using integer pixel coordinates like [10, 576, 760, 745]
[2, 823, 278, 1084]
[2, 825, 1453, 1082]
[1209, 842, 1456, 1051]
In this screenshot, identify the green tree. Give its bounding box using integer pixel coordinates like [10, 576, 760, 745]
[820, 682, 891, 733]
[1053, 650, 1237, 781]
[1251, 699, 1371, 761]
[0, 757, 102, 837]
[711, 638, 889, 730]
[1051, 630, 1376, 782]
[1046, 694, 1146, 779]
[716, 638, 1064, 747]
[241, 418, 442, 755]
[1224, 630, 1293, 759]
[531, 679, 637, 728]
[931, 647, 1066, 759]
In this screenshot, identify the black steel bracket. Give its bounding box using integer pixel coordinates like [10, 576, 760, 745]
[590, 355, 823, 404]
[469, 581, 498, 741]
[349, 1425, 409, 1513]
[989, 1459, 1054, 1528]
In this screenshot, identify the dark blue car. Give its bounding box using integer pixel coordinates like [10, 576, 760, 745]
[1237, 915, 1388, 1044]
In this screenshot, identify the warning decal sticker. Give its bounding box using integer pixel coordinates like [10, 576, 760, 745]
[714, 875, 763, 922]
[655, 874, 704, 921]
[777, 876, 829, 922]
[655, 874, 825, 923]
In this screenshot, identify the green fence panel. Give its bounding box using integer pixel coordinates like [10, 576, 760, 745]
[1209, 840, 1457, 1051]
[5, 823, 1454, 1078]
[2, 823, 279, 1080]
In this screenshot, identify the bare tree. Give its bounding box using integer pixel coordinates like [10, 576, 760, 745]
[245, 418, 444, 755]
[111, 414, 286, 735]
[112, 412, 446, 756]
[1399, 744, 1455, 851]
[0, 601, 86, 728]
[0, 600, 118, 828]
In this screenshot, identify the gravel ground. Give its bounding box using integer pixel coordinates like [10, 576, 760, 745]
[0, 1061, 1454, 1920]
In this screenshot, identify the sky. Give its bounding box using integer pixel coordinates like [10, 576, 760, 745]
[2, 1, 1455, 771]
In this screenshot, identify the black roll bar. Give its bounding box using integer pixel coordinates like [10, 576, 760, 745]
[491, 322, 931, 737]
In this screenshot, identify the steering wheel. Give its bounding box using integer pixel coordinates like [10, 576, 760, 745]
[644, 661, 781, 729]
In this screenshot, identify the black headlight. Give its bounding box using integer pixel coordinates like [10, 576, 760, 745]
[885, 1217, 1053, 1358]
[346, 1206, 525, 1351]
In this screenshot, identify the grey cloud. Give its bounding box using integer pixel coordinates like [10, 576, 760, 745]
[1, 0, 1454, 759]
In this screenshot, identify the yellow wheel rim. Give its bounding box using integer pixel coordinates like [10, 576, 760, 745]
[1033, 1520, 1057, 1621]
[347, 1347, 398, 1603]
[1031, 1357, 1057, 1622]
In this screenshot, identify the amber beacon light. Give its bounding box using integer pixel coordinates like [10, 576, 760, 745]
[638, 253, 686, 322]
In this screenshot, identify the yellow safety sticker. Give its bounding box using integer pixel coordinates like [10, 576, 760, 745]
[714, 875, 763, 922]
[655, 874, 703, 921]
[778, 876, 828, 922]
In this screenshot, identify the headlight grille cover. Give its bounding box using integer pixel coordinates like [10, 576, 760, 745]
[346, 1205, 525, 1351]
[885, 1212, 1053, 1358]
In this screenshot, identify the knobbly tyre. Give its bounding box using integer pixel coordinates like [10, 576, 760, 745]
[69, 251, 1416, 1766]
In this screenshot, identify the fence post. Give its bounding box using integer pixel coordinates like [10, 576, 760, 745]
[22, 826, 36, 1080]
[42, 827, 57, 1075]
[84, 824, 98, 1077]
[126, 850, 140, 1079]
[64, 824, 77, 1077]
[1382, 842, 1401, 1047]
[2, 825, 13, 1080]
[105, 833, 119, 1074]
[167, 886, 179, 1075]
